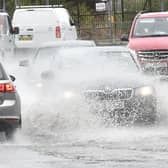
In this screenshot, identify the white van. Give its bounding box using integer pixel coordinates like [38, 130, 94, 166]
[0, 12, 16, 58]
[12, 5, 78, 48]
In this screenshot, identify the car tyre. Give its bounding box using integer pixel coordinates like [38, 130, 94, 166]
[5, 128, 16, 140]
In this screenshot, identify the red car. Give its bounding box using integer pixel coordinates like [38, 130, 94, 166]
[122, 11, 168, 75]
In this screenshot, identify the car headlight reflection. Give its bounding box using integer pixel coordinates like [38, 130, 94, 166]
[63, 91, 76, 99]
[135, 86, 155, 96]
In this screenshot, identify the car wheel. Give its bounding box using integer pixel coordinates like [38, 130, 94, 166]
[4, 116, 22, 141]
[19, 116, 22, 128]
[5, 128, 16, 140]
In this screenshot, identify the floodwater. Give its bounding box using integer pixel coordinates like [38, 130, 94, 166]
[1, 48, 168, 168]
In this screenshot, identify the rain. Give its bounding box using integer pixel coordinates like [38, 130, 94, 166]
[1, 1, 168, 167]
[0, 46, 167, 167]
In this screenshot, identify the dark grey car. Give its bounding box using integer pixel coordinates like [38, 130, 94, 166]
[0, 62, 21, 139]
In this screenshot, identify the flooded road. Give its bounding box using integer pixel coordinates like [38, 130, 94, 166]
[1, 49, 168, 168]
[2, 123, 168, 168]
[2, 90, 168, 168]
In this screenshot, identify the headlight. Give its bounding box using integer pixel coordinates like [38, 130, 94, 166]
[63, 91, 76, 99]
[129, 49, 136, 55]
[35, 82, 43, 88]
[129, 49, 138, 58]
[135, 86, 155, 96]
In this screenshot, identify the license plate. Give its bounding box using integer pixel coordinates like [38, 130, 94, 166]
[106, 101, 124, 110]
[145, 62, 167, 68]
[19, 35, 33, 41]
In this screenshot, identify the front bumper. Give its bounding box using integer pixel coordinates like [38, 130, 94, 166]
[0, 117, 21, 131]
[0, 99, 21, 130]
[86, 95, 157, 123]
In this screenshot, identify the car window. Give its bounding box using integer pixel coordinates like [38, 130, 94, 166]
[33, 47, 139, 75]
[33, 48, 57, 71]
[34, 48, 56, 61]
[54, 49, 139, 73]
[133, 17, 168, 37]
[101, 51, 139, 71]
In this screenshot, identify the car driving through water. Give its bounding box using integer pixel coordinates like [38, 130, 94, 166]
[20, 46, 157, 125]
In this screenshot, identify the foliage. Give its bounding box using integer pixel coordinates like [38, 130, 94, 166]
[2, 0, 168, 42]
[3, 0, 168, 18]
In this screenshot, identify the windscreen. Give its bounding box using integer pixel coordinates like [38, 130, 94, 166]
[33, 48, 55, 70]
[133, 17, 168, 37]
[33, 48, 139, 79]
[57, 50, 139, 73]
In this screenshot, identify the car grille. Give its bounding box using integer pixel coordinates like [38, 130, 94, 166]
[84, 88, 133, 100]
[137, 50, 168, 75]
[137, 50, 168, 61]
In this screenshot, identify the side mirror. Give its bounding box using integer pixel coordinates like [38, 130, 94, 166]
[120, 34, 129, 41]
[19, 59, 30, 67]
[70, 19, 75, 26]
[9, 75, 15, 82]
[13, 27, 19, 34]
[71, 18, 79, 26]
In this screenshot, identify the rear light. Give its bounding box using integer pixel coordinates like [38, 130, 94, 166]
[56, 26, 61, 38]
[0, 83, 15, 92]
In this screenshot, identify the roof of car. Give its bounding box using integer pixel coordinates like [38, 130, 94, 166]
[14, 8, 66, 14]
[53, 45, 132, 54]
[138, 11, 168, 18]
[15, 5, 64, 11]
[38, 45, 130, 52]
[92, 46, 131, 52]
